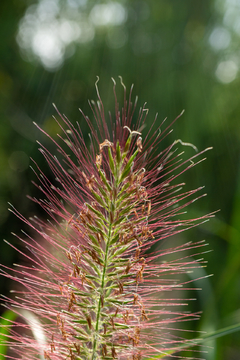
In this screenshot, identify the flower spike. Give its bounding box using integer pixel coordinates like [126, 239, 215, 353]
[0, 79, 213, 360]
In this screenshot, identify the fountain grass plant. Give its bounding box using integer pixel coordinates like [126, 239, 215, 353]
[0, 78, 217, 359]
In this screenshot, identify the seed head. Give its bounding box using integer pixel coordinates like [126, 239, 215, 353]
[0, 78, 213, 359]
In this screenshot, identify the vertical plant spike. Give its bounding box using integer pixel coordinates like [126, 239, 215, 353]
[0, 78, 213, 360]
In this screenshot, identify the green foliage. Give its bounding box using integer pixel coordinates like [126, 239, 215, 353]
[0, 310, 18, 359]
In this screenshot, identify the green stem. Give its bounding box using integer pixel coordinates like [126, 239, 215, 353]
[91, 185, 117, 359]
[91, 224, 112, 360]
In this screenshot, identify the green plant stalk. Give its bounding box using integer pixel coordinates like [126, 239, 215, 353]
[92, 146, 118, 360]
[92, 222, 113, 360]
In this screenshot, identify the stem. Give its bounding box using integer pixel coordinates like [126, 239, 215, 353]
[91, 182, 117, 360]
[91, 225, 112, 360]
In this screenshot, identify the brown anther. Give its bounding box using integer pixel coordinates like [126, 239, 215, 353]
[68, 291, 76, 311]
[66, 214, 75, 229]
[80, 272, 92, 286]
[79, 211, 87, 225]
[102, 344, 107, 357]
[75, 264, 80, 275]
[103, 323, 107, 334]
[127, 332, 132, 343]
[72, 268, 77, 278]
[96, 153, 102, 167]
[121, 233, 128, 244]
[133, 327, 140, 346]
[135, 248, 140, 259]
[136, 185, 147, 199]
[134, 235, 142, 246]
[123, 310, 129, 324]
[133, 208, 138, 219]
[80, 272, 86, 285]
[114, 307, 119, 317]
[68, 346, 76, 360]
[136, 137, 142, 152]
[86, 211, 93, 224]
[69, 347, 73, 355]
[129, 173, 135, 185]
[60, 319, 67, 340]
[88, 249, 103, 266]
[141, 308, 148, 321]
[59, 285, 63, 295]
[66, 251, 73, 262]
[61, 328, 67, 340]
[50, 334, 55, 352]
[133, 294, 138, 305]
[44, 351, 51, 360]
[56, 314, 61, 327]
[111, 346, 117, 358]
[132, 353, 141, 360]
[135, 326, 140, 336]
[125, 260, 132, 274]
[119, 233, 123, 243]
[110, 316, 115, 330]
[141, 226, 154, 240]
[74, 343, 81, 355]
[87, 175, 96, 190]
[86, 315, 92, 329]
[99, 139, 113, 151]
[82, 172, 95, 190]
[72, 223, 82, 234]
[136, 265, 145, 283]
[118, 281, 124, 294]
[75, 217, 81, 224]
[141, 226, 148, 236]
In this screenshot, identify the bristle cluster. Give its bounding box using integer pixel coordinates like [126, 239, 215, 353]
[0, 79, 213, 360]
[59, 129, 154, 360]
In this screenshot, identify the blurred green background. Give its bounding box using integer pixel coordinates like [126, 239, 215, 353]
[0, 0, 240, 359]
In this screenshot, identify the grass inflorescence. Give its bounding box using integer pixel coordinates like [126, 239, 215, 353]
[0, 78, 213, 360]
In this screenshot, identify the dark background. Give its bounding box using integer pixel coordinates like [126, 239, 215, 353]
[1, 0, 240, 359]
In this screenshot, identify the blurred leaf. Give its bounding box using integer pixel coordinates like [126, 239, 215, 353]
[147, 322, 240, 359]
[0, 309, 17, 359]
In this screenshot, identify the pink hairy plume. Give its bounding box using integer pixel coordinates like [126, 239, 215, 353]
[0, 78, 213, 360]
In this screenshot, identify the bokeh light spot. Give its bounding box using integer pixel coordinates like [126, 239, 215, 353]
[209, 27, 231, 51]
[215, 60, 238, 83]
[90, 2, 127, 27]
